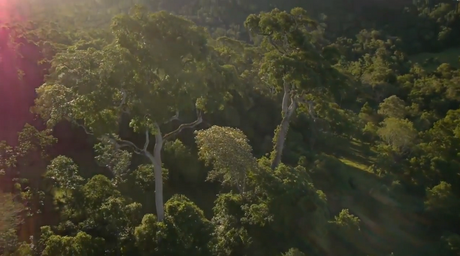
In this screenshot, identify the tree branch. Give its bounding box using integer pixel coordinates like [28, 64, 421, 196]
[281, 80, 291, 116]
[182, 58, 193, 69]
[257, 31, 286, 54]
[143, 130, 149, 152]
[75, 122, 93, 135]
[115, 138, 143, 155]
[118, 89, 127, 108]
[163, 110, 203, 141]
[164, 110, 180, 124]
[116, 89, 131, 115]
[286, 95, 298, 119]
[298, 97, 316, 122]
[113, 128, 152, 155]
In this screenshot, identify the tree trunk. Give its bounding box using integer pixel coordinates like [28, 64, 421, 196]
[153, 132, 164, 221]
[271, 82, 297, 170]
[143, 112, 202, 222]
[145, 132, 165, 222]
[271, 115, 293, 169]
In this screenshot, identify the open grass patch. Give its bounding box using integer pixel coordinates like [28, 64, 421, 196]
[338, 157, 371, 173]
[321, 136, 376, 173]
[310, 136, 431, 254]
[409, 47, 460, 71]
[314, 136, 383, 198]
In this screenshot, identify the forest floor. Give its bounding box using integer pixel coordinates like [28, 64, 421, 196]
[409, 47, 460, 71]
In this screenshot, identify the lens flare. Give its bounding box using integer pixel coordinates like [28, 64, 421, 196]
[0, 0, 35, 145]
[0, 0, 22, 23]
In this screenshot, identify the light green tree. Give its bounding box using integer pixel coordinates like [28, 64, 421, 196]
[378, 95, 407, 119]
[377, 117, 417, 153]
[195, 125, 257, 193]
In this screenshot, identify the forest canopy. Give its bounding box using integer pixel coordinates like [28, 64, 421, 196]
[0, 0, 460, 255]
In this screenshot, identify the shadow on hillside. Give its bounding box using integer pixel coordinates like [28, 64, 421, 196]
[310, 136, 432, 255]
[312, 136, 379, 193]
[329, 136, 375, 167]
[409, 47, 460, 72]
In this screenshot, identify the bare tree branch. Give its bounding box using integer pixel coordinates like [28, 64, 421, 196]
[143, 130, 149, 152]
[116, 139, 143, 155]
[286, 95, 298, 120]
[297, 97, 316, 122]
[118, 89, 127, 108]
[164, 110, 180, 124]
[268, 37, 286, 54]
[257, 31, 287, 54]
[75, 122, 94, 135]
[163, 110, 203, 141]
[117, 89, 131, 115]
[73, 118, 144, 154]
[281, 80, 291, 116]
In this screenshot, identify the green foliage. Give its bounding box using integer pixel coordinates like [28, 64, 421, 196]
[378, 95, 407, 118]
[94, 140, 132, 176]
[282, 248, 306, 256]
[195, 126, 257, 192]
[41, 231, 105, 256]
[377, 117, 417, 153]
[163, 139, 202, 183]
[45, 156, 84, 191]
[134, 214, 167, 255]
[132, 164, 156, 191]
[329, 209, 361, 232]
[425, 182, 459, 217]
[43, 163, 144, 254]
[3, 0, 460, 255]
[135, 195, 214, 255]
[440, 232, 460, 255]
[210, 160, 330, 255]
[245, 8, 338, 96]
[0, 193, 24, 253]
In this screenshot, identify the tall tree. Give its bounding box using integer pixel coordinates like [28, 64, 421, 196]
[244, 7, 340, 169]
[33, 6, 228, 221]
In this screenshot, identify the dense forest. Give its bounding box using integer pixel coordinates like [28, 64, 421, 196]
[1, 0, 460, 255]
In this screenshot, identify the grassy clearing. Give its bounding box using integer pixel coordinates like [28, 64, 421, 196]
[316, 136, 381, 195]
[337, 138, 376, 173]
[338, 157, 369, 172]
[409, 47, 460, 71]
[323, 136, 376, 173]
[323, 137, 420, 254]
[334, 138, 381, 191]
